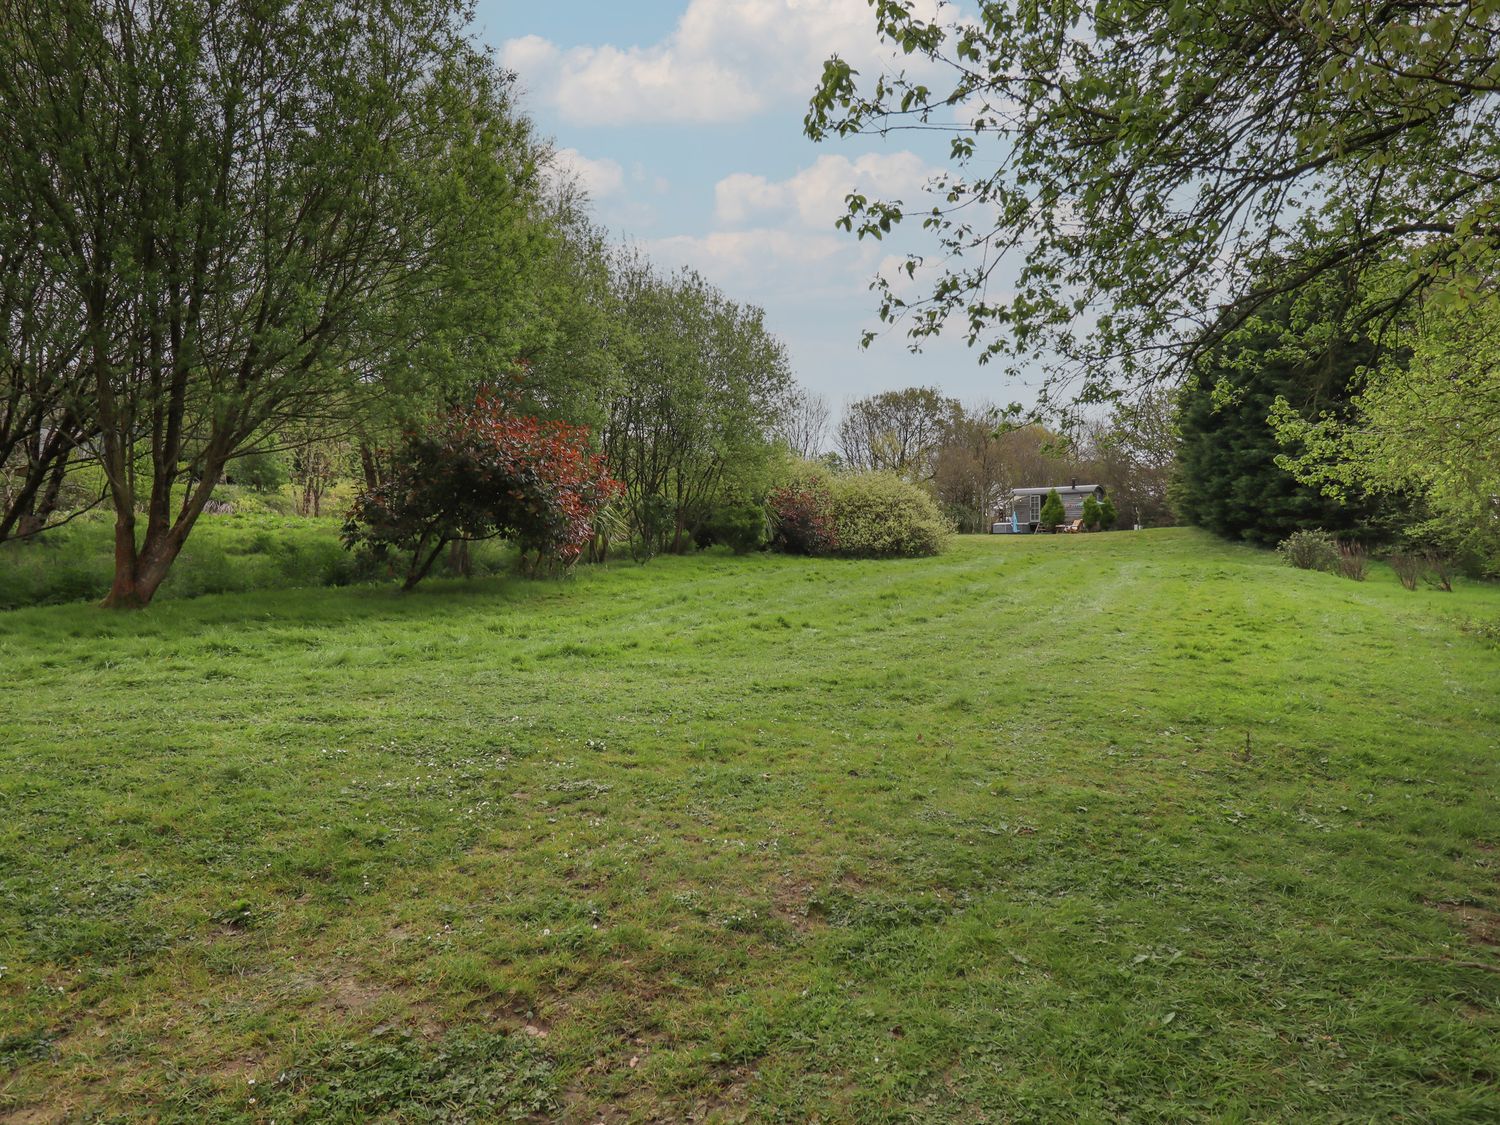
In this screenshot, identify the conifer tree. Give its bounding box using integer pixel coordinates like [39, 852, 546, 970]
[1081, 495, 1101, 530]
[1098, 497, 1118, 531]
[1174, 283, 1387, 546]
[1039, 488, 1066, 531]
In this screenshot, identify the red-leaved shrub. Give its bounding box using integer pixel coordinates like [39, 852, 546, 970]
[344, 395, 621, 589]
[768, 481, 838, 555]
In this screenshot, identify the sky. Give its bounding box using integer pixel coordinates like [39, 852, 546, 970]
[470, 0, 1035, 414]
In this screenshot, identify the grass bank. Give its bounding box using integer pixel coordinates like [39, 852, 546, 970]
[0, 508, 514, 611]
[1, 530, 1496, 1121]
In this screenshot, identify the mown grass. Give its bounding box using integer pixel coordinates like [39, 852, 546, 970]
[1, 529, 1496, 1122]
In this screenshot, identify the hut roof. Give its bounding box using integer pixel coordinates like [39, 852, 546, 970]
[1011, 484, 1104, 497]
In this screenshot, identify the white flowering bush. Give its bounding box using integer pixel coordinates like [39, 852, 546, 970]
[1277, 529, 1339, 572]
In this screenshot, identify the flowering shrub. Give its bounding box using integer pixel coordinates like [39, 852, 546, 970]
[768, 479, 838, 555]
[343, 395, 621, 589]
[827, 471, 952, 558]
[768, 468, 951, 558]
[1276, 528, 1339, 572]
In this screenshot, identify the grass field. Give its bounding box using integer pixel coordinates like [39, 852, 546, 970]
[2, 529, 1497, 1122]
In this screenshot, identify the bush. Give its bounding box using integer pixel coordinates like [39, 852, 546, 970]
[1336, 539, 1368, 580]
[343, 395, 621, 589]
[768, 477, 838, 556]
[826, 472, 952, 558]
[1039, 488, 1066, 531]
[1390, 551, 1422, 590]
[1277, 529, 1339, 572]
[1422, 551, 1454, 592]
[767, 465, 953, 559]
[695, 498, 769, 554]
[227, 451, 288, 492]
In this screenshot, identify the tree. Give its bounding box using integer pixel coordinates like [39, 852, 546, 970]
[1081, 495, 1101, 530]
[806, 2, 1500, 405]
[342, 395, 620, 590]
[1077, 392, 1179, 527]
[1274, 283, 1500, 573]
[0, 152, 101, 542]
[1039, 488, 1066, 531]
[288, 434, 349, 519]
[602, 258, 792, 558]
[930, 402, 1010, 532]
[777, 387, 832, 460]
[1174, 281, 1386, 546]
[0, 0, 548, 605]
[837, 386, 957, 480]
[1097, 496, 1117, 531]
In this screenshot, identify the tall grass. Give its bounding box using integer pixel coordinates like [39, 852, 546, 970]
[0, 508, 517, 609]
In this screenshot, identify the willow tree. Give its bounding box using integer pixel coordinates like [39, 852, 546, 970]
[807, 1, 1500, 408]
[0, 0, 546, 605]
[603, 258, 793, 557]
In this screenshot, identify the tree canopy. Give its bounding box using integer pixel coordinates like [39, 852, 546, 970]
[806, 0, 1500, 407]
[1174, 279, 1388, 546]
[0, 0, 549, 604]
[1274, 283, 1500, 572]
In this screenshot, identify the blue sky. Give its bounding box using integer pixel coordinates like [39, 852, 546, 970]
[469, 0, 1037, 413]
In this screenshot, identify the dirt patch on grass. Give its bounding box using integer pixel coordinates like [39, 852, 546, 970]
[316, 970, 396, 1014]
[559, 1068, 753, 1125]
[1434, 902, 1500, 948]
[1, 1106, 67, 1125]
[771, 877, 821, 933]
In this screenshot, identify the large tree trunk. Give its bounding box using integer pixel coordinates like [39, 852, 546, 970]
[359, 444, 381, 492]
[100, 461, 221, 608]
[101, 509, 144, 608]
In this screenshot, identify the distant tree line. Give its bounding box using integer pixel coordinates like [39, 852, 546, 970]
[821, 386, 1176, 533]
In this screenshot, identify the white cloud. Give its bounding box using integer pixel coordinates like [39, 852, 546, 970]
[640, 151, 942, 307]
[549, 147, 626, 200]
[714, 152, 937, 229]
[501, 0, 947, 126]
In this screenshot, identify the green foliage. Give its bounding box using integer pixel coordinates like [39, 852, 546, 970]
[0, 513, 392, 610]
[602, 257, 792, 557]
[1274, 286, 1500, 576]
[1081, 495, 1101, 530]
[1097, 496, 1117, 530]
[1039, 488, 1066, 530]
[695, 498, 769, 555]
[1176, 281, 1389, 547]
[0, 0, 553, 604]
[826, 471, 953, 558]
[805, 2, 1500, 405]
[226, 452, 288, 493]
[1277, 529, 1339, 573]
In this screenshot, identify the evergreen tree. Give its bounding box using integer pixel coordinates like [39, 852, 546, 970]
[1081, 495, 1101, 530]
[1097, 497, 1117, 530]
[1039, 488, 1066, 530]
[1174, 285, 1386, 547]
